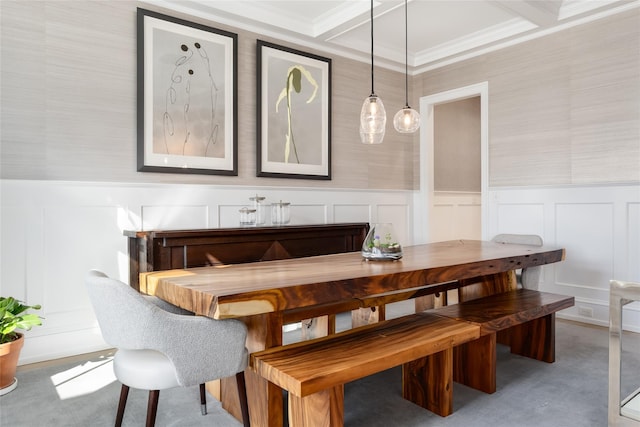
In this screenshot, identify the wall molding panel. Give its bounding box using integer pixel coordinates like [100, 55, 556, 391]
[430, 191, 482, 242]
[0, 179, 412, 364]
[2, 179, 638, 363]
[488, 183, 640, 330]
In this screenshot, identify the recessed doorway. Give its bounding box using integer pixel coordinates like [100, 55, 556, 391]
[413, 82, 488, 244]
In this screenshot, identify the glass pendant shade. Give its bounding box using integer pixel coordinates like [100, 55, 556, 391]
[394, 0, 420, 134]
[359, 95, 386, 144]
[360, 0, 386, 145]
[393, 106, 420, 133]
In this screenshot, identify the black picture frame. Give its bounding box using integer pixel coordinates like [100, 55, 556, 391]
[137, 8, 238, 175]
[257, 40, 331, 180]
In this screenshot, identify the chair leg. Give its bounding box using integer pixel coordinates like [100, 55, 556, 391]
[200, 383, 207, 415]
[236, 372, 250, 427]
[115, 384, 129, 427]
[146, 390, 160, 427]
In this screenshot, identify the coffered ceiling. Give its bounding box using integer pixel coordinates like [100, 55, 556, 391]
[143, 0, 638, 73]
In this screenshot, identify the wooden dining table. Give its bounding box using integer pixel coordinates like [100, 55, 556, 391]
[141, 239, 565, 426]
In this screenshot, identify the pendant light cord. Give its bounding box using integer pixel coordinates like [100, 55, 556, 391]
[370, 0, 375, 96]
[404, 0, 409, 107]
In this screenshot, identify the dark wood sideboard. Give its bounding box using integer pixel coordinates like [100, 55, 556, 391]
[124, 223, 369, 290]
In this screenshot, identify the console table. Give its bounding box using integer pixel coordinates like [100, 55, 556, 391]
[124, 223, 369, 291]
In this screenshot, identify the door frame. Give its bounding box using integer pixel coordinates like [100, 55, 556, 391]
[413, 82, 489, 244]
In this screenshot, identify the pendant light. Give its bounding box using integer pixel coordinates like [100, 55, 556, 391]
[360, 0, 386, 144]
[393, 0, 420, 133]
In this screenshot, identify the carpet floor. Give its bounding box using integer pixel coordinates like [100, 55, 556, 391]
[2, 319, 639, 426]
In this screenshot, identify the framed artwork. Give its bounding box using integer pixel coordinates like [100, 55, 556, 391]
[137, 8, 238, 175]
[257, 40, 331, 180]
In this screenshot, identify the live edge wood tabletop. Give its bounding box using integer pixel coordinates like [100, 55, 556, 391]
[140, 239, 566, 427]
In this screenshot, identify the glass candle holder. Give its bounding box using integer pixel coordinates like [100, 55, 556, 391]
[361, 223, 403, 260]
[249, 194, 266, 225]
[271, 201, 290, 225]
[239, 207, 257, 226]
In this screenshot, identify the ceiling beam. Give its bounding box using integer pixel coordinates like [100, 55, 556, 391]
[489, 0, 563, 27]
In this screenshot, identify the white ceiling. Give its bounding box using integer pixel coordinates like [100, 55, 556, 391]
[144, 0, 638, 73]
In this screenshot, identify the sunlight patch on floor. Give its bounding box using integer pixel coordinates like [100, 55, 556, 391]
[50, 356, 116, 400]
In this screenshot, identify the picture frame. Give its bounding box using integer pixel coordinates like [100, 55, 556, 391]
[137, 8, 238, 175]
[257, 40, 331, 180]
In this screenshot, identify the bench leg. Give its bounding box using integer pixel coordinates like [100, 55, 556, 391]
[510, 313, 556, 362]
[402, 348, 454, 417]
[453, 333, 497, 394]
[288, 385, 344, 427]
[497, 329, 511, 346]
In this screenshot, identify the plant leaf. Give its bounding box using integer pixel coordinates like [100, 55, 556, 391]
[297, 66, 319, 103]
[0, 297, 42, 342]
[291, 68, 302, 93]
[15, 314, 42, 330]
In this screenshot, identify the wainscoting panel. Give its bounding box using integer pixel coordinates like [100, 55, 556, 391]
[333, 204, 371, 223]
[377, 204, 411, 247]
[495, 203, 545, 237]
[431, 204, 455, 242]
[0, 180, 412, 364]
[555, 202, 614, 299]
[289, 204, 328, 225]
[219, 205, 247, 228]
[488, 184, 639, 330]
[430, 192, 481, 242]
[455, 204, 483, 240]
[141, 205, 210, 230]
[44, 206, 125, 312]
[0, 206, 27, 299]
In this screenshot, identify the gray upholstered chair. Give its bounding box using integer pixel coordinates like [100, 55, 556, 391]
[85, 270, 250, 427]
[492, 234, 544, 290]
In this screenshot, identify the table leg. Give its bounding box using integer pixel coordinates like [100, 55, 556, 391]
[222, 312, 284, 427]
[352, 305, 385, 328]
[458, 271, 517, 302]
[301, 315, 334, 340]
[415, 292, 447, 312]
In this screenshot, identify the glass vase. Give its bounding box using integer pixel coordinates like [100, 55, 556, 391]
[361, 223, 403, 261]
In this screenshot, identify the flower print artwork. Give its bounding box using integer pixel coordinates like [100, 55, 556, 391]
[257, 41, 331, 179]
[274, 65, 318, 164]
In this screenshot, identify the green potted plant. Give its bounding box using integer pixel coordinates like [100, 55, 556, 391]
[0, 297, 42, 395]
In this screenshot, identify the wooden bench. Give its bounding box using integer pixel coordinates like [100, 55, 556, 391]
[429, 288, 574, 394]
[250, 312, 480, 427]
